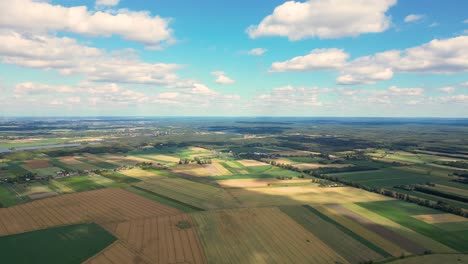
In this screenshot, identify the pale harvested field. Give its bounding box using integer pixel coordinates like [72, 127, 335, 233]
[315, 205, 408, 257]
[171, 165, 209, 177]
[190, 147, 209, 152]
[120, 168, 166, 180]
[237, 159, 269, 167]
[217, 178, 311, 188]
[145, 154, 180, 163]
[85, 241, 151, 264]
[0, 188, 180, 236]
[193, 207, 348, 264]
[228, 186, 392, 207]
[343, 203, 456, 253]
[272, 158, 295, 165]
[24, 159, 52, 169]
[103, 214, 207, 264]
[207, 162, 231, 176]
[413, 213, 468, 224]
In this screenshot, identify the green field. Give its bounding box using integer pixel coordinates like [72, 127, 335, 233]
[0, 184, 21, 207]
[330, 167, 443, 188]
[133, 177, 239, 209]
[358, 200, 468, 252]
[0, 223, 116, 264]
[209, 166, 301, 180]
[56, 176, 104, 192]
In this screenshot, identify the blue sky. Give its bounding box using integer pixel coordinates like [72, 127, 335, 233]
[0, 0, 467, 117]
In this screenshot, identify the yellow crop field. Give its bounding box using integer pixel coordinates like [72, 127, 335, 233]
[144, 154, 180, 163]
[237, 159, 269, 167]
[228, 186, 392, 207]
[85, 242, 151, 264]
[193, 207, 348, 264]
[120, 168, 165, 180]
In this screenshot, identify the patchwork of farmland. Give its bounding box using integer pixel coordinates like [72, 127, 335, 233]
[1, 145, 467, 263]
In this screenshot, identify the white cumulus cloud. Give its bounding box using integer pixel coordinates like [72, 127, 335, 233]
[270, 48, 349, 72]
[0, 0, 174, 49]
[211, 71, 235, 85]
[96, 0, 119, 7]
[248, 48, 267, 56]
[246, 0, 396, 40]
[404, 14, 425, 23]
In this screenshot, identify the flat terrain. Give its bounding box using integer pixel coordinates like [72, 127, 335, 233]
[193, 207, 349, 264]
[0, 223, 115, 264]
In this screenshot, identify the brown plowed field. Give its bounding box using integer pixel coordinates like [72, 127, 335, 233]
[0, 188, 181, 236]
[24, 159, 52, 169]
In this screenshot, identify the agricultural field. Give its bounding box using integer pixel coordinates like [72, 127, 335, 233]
[193, 207, 349, 264]
[1, 117, 468, 263]
[134, 178, 239, 209]
[0, 188, 180, 236]
[329, 167, 442, 188]
[228, 185, 392, 207]
[103, 214, 207, 264]
[0, 223, 116, 264]
[280, 205, 386, 263]
[357, 200, 468, 252]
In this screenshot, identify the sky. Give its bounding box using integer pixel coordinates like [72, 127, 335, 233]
[0, 0, 467, 117]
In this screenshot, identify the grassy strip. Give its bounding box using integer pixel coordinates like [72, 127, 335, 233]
[127, 185, 202, 212]
[303, 205, 392, 258]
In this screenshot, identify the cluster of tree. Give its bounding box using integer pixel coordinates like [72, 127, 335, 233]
[44, 144, 132, 157]
[312, 166, 377, 174]
[193, 157, 212, 165]
[414, 186, 468, 203]
[436, 161, 468, 169]
[1, 172, 47, 184]
[276, 176, 293, 180]
[135, 162, 153, 170]
[453, 171, 468, 178]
